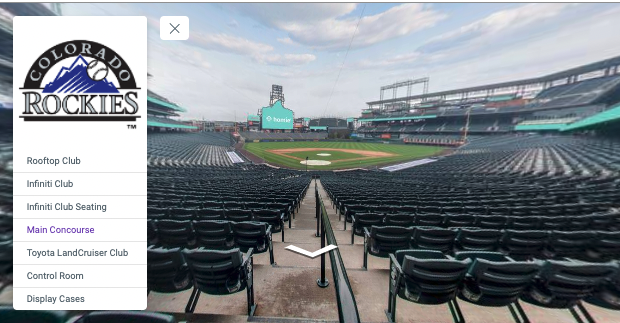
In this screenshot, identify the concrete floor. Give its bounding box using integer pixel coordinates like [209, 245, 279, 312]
[3, 179, 620, 322]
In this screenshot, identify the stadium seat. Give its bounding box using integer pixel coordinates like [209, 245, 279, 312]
[454, 251, 541, 323]
[384, 214, 415, 226]
[351, 213, 384, 244]
[225, 209, 253, 222]
[521, 259, 617, 321]
[474, 215, 507, 230]
[445, 214, 476, 227]
[231, 221, 275, 265]
[193, 220, 235, 249]
[386, 250, 471, 323]
[196, 208, 225, 221]
[363, 226, 413, 269]
[156, 219, 195, 248]
[73, 311, 175, 323]
[182, 248, 256, 316]
[0, 306, 68, 323]
[147, 247, 193, 294]
[414, 213, 445, 227]
[544, 231, 597, 259]
[455, 229, 503, 252]
[500, 230, 549, 260]
[411, 227, 457, 253]
[253, 209, 285, 242]
[588, 231, 620, 261]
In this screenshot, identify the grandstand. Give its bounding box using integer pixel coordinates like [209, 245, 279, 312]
[240, 131, 327, 141]
[147, 90, 197, 131]
[358, 56, 620, 141]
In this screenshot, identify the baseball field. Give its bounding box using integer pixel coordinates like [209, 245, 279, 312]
[243, 141, 444, 170]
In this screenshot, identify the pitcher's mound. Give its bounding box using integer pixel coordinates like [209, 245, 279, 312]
[300, 160, 331, 166]
[317, 153, 332, 156]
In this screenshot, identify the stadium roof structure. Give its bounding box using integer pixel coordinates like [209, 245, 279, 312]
[367, 55, 620, 106]
[147, 118, 197, 129]
[147, 95, 187, 113]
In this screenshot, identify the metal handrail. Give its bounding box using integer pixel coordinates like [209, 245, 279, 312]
[316, 184, 361, 323]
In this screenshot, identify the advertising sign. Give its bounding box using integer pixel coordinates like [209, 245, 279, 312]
[261, 100, 294, 130]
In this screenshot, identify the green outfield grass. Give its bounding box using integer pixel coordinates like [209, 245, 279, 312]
[243, 141, 444, 170]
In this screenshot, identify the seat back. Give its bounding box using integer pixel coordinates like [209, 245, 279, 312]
[474, 215, 507, 230]
[252, 209, 282, 232]
[195, 208, 225, 221]
[547, 231, 597, 258]
[0, 306, 68, 323]
[415, 213, 445, 227]
[156, 219, 194, 248]
[193, 220, 234, 249]
[460, 256, 541, 305]
[225, 209, 253, 222]
[183, 248, 246, 295]
[399, 253, 470, 304]
[445, 214, 476, 227]
[368, 226, 413, 257]
[231, 221, 271, 254]
[411, 227, 457, 253]
[74, 311, 175, 323]
[456, 228, 502, 251]
[529, 260, 618, 308]
[147, 247, 192, 293]
[500, 230, 548, 259]
[352, 213, 384, 236]
[385, 214, 415, 226]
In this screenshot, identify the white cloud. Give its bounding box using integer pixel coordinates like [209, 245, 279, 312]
[230, 3, 446, 51]
[419, 3, 578, 54]
[255, 53, 316, 66]
[228, 19, 239, 28]
[190, 32, 273, 56]
[277, 37, 296, 45]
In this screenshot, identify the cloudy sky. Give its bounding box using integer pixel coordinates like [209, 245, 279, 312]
[61, 3, 620, 121]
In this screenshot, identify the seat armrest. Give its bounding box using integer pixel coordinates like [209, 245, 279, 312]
[242, 248, 254, 267]
[389, 253, 403, 275]
[363, 227, 371, 238]
[266, 225, 273, 235]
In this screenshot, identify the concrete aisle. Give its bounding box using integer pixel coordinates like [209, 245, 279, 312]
[148, 178, 339, 322]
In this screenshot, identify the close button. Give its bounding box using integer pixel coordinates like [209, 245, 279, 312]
[160, 16, 189, 40]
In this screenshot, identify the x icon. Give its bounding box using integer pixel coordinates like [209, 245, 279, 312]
[169, 23, 180, 34]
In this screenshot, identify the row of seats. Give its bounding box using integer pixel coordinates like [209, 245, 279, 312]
[148, 247, 257, 315]
[386, 250, 620, 323]
[348, 211, 620, 233]
[147, 132, 238, 166]
[148, 220, 276, 264]
[1, 307, 178, 323]
[362, 226, 620, 267]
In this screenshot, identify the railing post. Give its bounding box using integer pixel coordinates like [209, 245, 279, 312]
[315, 183, 320, 237]
[317, 198, 329, 288]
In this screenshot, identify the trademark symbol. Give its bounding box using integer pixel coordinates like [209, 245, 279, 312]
[127, 124, 137, 129]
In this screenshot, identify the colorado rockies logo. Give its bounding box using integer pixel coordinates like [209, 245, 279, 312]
[19, 40, 140, 122]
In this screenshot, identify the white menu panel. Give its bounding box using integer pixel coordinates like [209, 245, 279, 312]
[13, 16, 147, 310]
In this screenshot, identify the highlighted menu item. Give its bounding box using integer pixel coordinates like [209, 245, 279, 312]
[13, 16, 147, 310]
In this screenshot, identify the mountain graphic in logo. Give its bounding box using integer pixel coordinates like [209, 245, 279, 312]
[42, 55, 118, 94]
